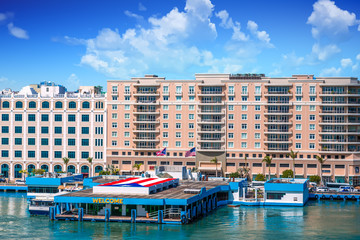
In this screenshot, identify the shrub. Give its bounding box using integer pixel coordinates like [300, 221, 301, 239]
[255, 174, 266, 181]
[32, 169, 45, 175]
[229, 172, 240, 178]
[282, 169, 294, 178]
[309, 175, 321, 184]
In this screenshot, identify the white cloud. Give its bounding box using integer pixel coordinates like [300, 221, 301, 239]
[307, 0, 359, 40]
[124, 10, 143, 21]
[138, 2, 147, 11]
[311, 43, 340, 61]
[320, 67, 341, 76]
[66, 74, 80, 91]
[356, 54, 360, 61]
[247, 20, 272, 45]
[185, 0, 214, 22]
[215, 10, 248, 41]
[7, 22, 29, 39]
[282, 53, 305, 67]
[340, 58, 352, 68]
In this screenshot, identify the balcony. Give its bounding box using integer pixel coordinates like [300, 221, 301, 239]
[267, 101, 291, 105]
[134, 100, 159, 105]
[133, 128, 160, 133]
[133, 91, 159, 96]
[197, 128, 225, 133]
[241, 91, 248, 96]
[264, 121, 292, 125]
[264, 130, 292, 134]
[198, 119, 225, 124]
[133, 111, 160, 115]
[111, 91, 118, 95]
[133, 119, 160, 124]
[133, 137, 160, 142]
[197, 137, 225, 143]
[264, 111, 292, 115]
[228, 91, 235, 96]
[198, 101, 224, 106]
[264, 91, 292, 96]
[197, 109, 226, 115]
[198, 91, 225, 96]
[188, 91, 195, 96]
[124, 91, 131, 95]
[162, 91, 169, 96]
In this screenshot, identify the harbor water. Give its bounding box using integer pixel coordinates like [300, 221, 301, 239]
[1, 193, 360, 239]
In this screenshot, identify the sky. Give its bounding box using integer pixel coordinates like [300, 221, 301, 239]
[0, 0, 360, 91]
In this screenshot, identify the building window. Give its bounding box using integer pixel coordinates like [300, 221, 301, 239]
[296, 115, 302, 120]
[176, 132, 181, 138]
[112, 122, 118, 128]
[228, 142, 234, 148]
[55, 114, 62, 122]
[14, 126, 22, 134]
[15, 114, 22, 121]
[163, 141, 168, 147]
[124, 141, 130, 146]
[255, 142, 260, 148]
[81, 139, 89, 146]
[124, 132, 129, 137]
[163, 114, 168, 120]
[255, 105, 260, 111]
[296, 105, 302, 111]
[163, 105, 169, 110]
[295, 124, 302, 130]
[68, 139, 75, 146]
[310, 115, 315, 121]
[310, 105, 316, 111]
[28, 127, 35, 134]
[255, 124, 260, 130]
[241, 114, 247, 120]
[176, 123, 181, 129]
[82, 115, 90, 122]
[228, 105, 234, 111]
[309, 134, 315, 140]
[228, 123, 234, 129]
[41, 138, 48, 146]
[189, 114, 194, 120]
[255, 114, 260, 120]
[241, 133, 247, 139]
[81, 127, 89, 134]
[68, 127, 75, 134]
[241, 124, 247, 130]
[112, 113, 118, 119]
[241, 142, 247, 148]
[228, 133, 234, 138]
[163, 132, 168, 138]
[176, 114, 181, 120]
[255, 133, 260, 139]
[310, 124, 315, 130]
[68, 101, 76, 109]
[176, 141, 181, 147]
[54, 127, 62, 134]
[189, 132, 194, 138]
[295, 143, 301, 149]
[82, 101, 90, 109]
[112, 141, 117, 146]
[228, 114, 234, 120]
[28, 151, 36, 158]
[309, 143, 315, 149]
[189, 123, 194, 129]
[296, 134, 302, 139]
[68, 114, 76, 122]
[163, 123, 168, 129]
[81, 152, 89, 159]
[41, 127, 49, 134]
[28, 114, 36, 121]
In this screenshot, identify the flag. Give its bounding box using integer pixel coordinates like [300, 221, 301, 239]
[156, 147, 167, 156]
[185, 147, 196, 157]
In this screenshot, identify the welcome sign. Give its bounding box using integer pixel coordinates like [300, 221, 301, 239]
[92, 198, 123, 204]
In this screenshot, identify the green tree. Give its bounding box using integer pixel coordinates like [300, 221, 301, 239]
[282, 169, 294, 178]
[287, 149, 298, 179]
[255, 174, 266, 181]
[210, 157, 219, 177]
[262, 155, 273, 181]
[19, 170, 28, 181]
[309, 175, 321, 184]
[94, 85, 103, 94]
[316, 155, 326, 186]
[229, 172, 240, 178]
[32, 169, 45, 175]
[133, 163, 143, 176]
[87, 157, 93, 177]
[62, 157, 70, 172]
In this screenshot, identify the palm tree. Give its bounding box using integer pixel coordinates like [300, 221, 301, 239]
[262, 155, 273, 181]
[210, 157, 219, 177]
[19, 170, 28, 181]
[133, 163, 143, 176]
[287, 149, 298, 179]
[62, 157, 70, 173]
[316, 155, 326, 186]
[87, 157, 93, 177]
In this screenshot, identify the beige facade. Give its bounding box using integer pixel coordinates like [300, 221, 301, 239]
[0, 92, 107, 179]
[107, 74, 360, 183]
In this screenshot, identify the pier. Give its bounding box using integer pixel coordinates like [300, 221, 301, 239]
[0, 184, 28, 193]
[309, 192, 360, 201]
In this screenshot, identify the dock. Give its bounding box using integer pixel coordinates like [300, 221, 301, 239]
[0, 184, 28, 193]
[309, 191, 360, 201]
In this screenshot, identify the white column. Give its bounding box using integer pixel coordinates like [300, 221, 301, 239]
[103, 98, 107, 168]
[36, 98, 41, 164]
[77, 98, 81, 170]
[50, 99, 54, 169]
[23, 98, 27, 164]
[9, 97, 14, 179]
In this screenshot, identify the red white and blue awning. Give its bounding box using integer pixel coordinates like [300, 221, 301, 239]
[93, 177, 179, 195]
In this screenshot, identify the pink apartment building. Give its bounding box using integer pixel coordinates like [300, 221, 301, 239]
[107, 74, 360, 184]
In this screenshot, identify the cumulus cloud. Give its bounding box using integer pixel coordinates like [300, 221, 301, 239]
[311, 43, 340, 61]
[340, 58, 352, 68]
[307, 0, 360, 40]
[215, 10, 248, 41]
[7, 22, 29, 39]
[357, 54, 360, 61]
[247, 20, 272, 46]
[320, 67, 341, 76]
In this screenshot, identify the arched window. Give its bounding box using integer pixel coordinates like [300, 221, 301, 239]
[15, 101, 23, 108]
[14, 164, 22, 178]
[67, 165, 76, 173]
[27, 164, 36, 173]
[41, 164, 49, 172]
[95, 166, 103, 173]
[55, 101, 63, 109]
[82, 101, 90, 109]
[1, 164, 9, 178]
[42, 101, 49, 109]
[29, 101, 36, 109]
[54, 165, 62, 172]
[68, 101, 76, 109]
[2, 101, 9, 108]
[81, 165, 89, 173]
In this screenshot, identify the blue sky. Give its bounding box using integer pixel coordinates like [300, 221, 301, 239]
[0, 0, 360, 90]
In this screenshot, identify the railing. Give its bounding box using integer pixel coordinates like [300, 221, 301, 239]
[321, 120, 346, 123]
[200, 100, 223, 104]
[163, 208, 181, 219]
[136, 100, 158, 104]
[200, 119, 223, 122]
[199, 129, 224, 132]
[188, 91, 195, 95]
[320, 139, 346, 142]
[135, 119, 158, 122]
[266, 138, 289, 141]
[135, 146, 156, 149]
[321, 91, 346, 94]
[200, 91, 223, 94]
[200, 137, 223, 141]
[267, 148, 289, 151]
[134, 91, 159, 94]
[134, 137, 158, 140]
[135, 128, 157, 131]
[111, 91, 118, 95]
[266, 129, 290, 132]
[321, 148, 345, 152]
[267, 120, 290, 123]
[268, 101, 290, 104]
[266, 91, 290, 94]
[322, 101, 347, 104]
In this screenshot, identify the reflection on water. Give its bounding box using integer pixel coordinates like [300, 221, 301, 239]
[1, 193, 360, 239]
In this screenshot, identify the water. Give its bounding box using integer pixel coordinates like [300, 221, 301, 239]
[1, 193, 360, 239]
